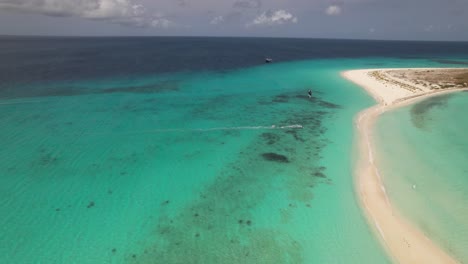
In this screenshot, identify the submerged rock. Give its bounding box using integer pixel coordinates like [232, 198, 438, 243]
[312, 171, 326, 178]
[86, 201, 95, 209]
[261, 153, 289, 163]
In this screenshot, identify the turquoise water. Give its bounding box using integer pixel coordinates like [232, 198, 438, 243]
[376, 91, 468, 262]
[1, 55, 466, 263]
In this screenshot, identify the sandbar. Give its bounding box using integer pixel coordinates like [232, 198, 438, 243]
[343, 68, 468, 264]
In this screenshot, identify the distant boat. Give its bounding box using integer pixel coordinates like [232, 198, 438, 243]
[265, 58, 273, 63]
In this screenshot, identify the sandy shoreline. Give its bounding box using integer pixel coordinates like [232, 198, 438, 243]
[344, 68, 468, 264]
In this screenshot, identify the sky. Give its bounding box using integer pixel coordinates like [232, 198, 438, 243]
[0, 0, 467, 41]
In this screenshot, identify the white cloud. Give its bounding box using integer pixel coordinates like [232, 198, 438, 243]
[210, 15, 224, 25]
[424, 25, 434, 32]
[249, 10, 298, 26]
[325, 5, 342, 16]
[150, 15, 173, 29]
[0, 0, 173, 28]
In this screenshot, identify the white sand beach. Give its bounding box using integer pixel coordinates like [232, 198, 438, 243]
[343, 68, 468, 264]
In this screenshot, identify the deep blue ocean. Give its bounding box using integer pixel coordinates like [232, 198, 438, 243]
[1, 37, 467, 263]
[1, 37, 468, 94]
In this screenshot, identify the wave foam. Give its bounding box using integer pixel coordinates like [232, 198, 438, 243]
[90, 124, 303, 135]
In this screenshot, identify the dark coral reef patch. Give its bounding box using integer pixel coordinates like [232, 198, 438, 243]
[261, 153, 289, 163]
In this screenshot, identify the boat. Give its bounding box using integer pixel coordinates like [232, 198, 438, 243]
[265, 58, 273, 63]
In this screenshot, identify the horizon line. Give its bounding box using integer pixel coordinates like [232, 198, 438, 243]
[1, 34, 467, 43]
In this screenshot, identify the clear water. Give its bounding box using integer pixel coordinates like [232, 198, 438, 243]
[376, 92, 468, 262]
[1, 37, 468, 263]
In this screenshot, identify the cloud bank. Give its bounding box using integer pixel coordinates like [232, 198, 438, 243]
[249, 10, 298, 26]
[0, 0, 172, 28]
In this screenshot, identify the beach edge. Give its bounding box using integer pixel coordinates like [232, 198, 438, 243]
[343, 68, 466, 264]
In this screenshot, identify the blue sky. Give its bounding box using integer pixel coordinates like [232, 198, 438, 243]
[0, 0, 467, 41]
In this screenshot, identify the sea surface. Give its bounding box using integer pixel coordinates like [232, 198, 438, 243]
[376, 92, 468, 263]
[1, 36, 468, 263]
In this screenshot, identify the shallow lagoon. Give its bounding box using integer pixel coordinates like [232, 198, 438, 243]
[1, 37, 468, 263]
[376, 91, 468, 263]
